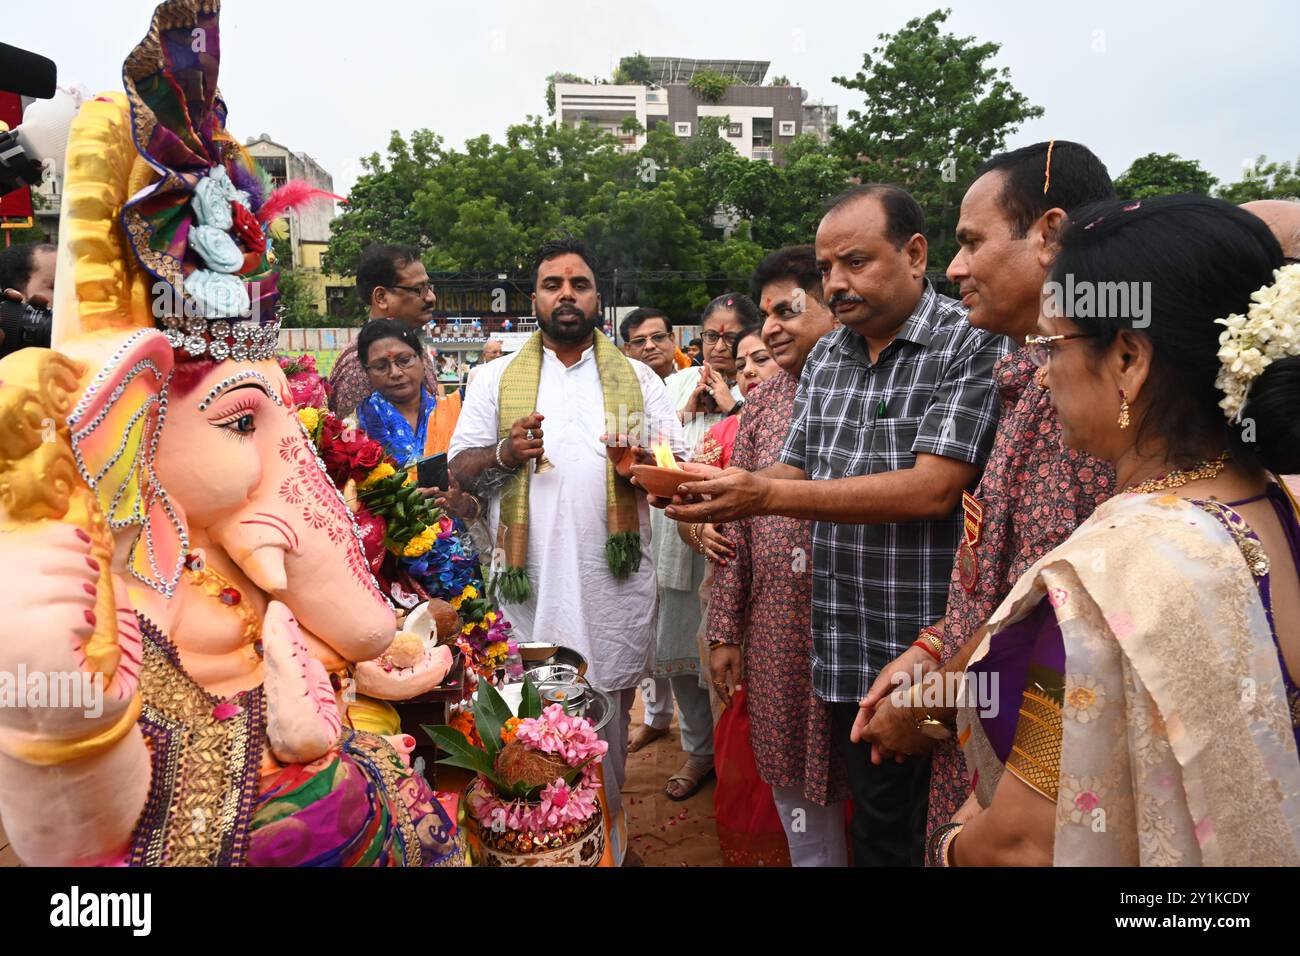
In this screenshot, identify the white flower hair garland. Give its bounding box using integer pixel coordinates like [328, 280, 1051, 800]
[1215, 262, 1300, 422]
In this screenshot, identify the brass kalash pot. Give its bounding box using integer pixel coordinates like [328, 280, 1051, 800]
[469, 644, 614, 867]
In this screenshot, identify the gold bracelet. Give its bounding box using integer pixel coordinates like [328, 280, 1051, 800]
[0, 693, 142, 766]
[918, 628, 943, 658]
[939, 823, 964, 866]
[689, 522, 704, 552]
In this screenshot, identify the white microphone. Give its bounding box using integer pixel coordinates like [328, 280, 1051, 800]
[0, 83, 87, 196]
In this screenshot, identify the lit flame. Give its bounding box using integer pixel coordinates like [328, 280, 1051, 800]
[653, 440, 679, 469]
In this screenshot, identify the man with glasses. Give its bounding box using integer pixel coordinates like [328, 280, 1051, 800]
[328, 243, 442, 418]
[632, 297, 751, 795]
[619, 308, 678, 380]
[617, 307, 704, 759]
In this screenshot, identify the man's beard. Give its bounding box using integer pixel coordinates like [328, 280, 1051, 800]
[538, 304, 602, 344]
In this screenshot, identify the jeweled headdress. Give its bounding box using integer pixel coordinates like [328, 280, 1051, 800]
[116, 0, 336, 362]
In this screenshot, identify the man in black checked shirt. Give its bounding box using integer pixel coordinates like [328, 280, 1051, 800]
[665, 184, 1009, 866]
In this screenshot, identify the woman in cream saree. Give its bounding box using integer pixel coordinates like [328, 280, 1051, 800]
[953, 487, 1300, 865]
[927, 196, 1300, 866]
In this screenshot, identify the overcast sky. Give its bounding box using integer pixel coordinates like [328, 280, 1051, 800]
[8, 0, 1297, 199]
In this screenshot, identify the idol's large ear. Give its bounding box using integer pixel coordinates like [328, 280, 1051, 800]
[66, 328, 189, 597]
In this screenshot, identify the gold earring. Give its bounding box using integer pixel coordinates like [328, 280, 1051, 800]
[1117, 389, 1131, 430]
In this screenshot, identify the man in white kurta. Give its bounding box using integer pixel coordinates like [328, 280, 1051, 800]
[449, 341, 686, 687]
[447, 241, 686, 863]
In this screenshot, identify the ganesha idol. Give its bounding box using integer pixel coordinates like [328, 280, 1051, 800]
[0, 0, 465, 867]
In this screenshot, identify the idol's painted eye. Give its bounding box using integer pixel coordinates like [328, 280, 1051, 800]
[214, 412, 256, 438]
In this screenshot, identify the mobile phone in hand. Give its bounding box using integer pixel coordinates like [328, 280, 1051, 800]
[416, 453, 448, 491]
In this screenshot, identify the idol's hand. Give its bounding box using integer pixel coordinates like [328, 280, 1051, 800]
[0, 521, 150, 867]
[665, 467, 767, 523]
[0, 522, 140, 741]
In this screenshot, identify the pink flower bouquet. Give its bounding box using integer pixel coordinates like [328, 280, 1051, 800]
[425, 683, 607, 836]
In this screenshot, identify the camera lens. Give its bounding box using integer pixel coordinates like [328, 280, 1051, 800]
[0, 299, 53, 359]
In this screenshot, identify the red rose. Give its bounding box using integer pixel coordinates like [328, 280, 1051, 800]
[347, 439, 384, 481]
[319, 413, 388, 485]
[230, 201, 267, 255]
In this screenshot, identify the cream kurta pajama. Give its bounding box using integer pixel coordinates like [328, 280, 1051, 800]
[643, 366, 740, 756]
[449, 337, 687, 862]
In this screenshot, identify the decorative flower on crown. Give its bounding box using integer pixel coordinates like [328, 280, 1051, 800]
[1215, 263, 1300, 422]
[118, 2, 340, 360]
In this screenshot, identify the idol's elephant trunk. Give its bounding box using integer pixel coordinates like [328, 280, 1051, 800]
[212, 486, 396, 664]
[159, 358, 396, 664]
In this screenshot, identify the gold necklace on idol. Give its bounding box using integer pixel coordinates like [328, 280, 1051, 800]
[183, 550, 263, 649]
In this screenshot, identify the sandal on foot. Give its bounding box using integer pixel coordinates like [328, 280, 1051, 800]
[664, 759, 715, 801]
[628, 724, 669, 753]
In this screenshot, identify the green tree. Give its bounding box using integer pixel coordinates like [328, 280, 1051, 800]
[1216, 155, 1300, 203]
[323, 111, 851, 323]
[688, 69, 731, 103]
[704, 145, 851, 249]
[545, 71, 590, 114]
[322, 129, 441, 276]
[618, 52, 653, 85]
[770, 74, 793, 87]
[682, 115, 735, 168]
[271, 233, 328, 328]
[1114, 153, 1218, 199]
[830, 8, 1044, 267]
[777, 132, 833, 166]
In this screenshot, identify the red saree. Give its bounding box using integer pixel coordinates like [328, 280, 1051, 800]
[713, 686, 791, 866]
[696, 409, 790, 866]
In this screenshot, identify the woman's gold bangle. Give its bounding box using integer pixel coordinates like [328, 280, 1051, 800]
[689, 522, 704, 552]
[0, 693, 141, 766]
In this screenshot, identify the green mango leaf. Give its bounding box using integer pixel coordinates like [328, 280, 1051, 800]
[473, 682, 514, 759]
[504, 779, 545, 800]
[422, 725, 510, 791]
[519, 675, 542, 719]
[422, 723, 478, 758]
[435, 752, 501, 783]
